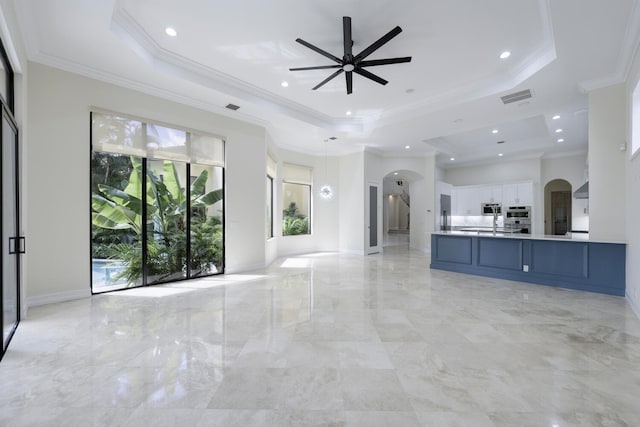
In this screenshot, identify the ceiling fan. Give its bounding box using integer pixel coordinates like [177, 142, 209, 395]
[289, 16, 412, 94]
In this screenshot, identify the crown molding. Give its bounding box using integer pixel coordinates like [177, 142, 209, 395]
[30, 50, 274, 129]
[111, 6, 365, 135]
[0, 3, 22, 72]
[579, 0, 640, 92]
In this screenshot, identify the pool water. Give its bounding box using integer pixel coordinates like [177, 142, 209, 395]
[92, 259, 128, 288]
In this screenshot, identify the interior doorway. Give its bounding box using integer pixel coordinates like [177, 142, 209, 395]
[366, 182, 381, 254]
[383, 176, 410, 247]
[544, 179, 572, 235]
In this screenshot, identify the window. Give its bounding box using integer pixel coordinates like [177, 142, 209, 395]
[266, 154, 276, 239]
[90, 112, 225, 292]
[0, 39, 13, 112]
[282, 163, 312, 236]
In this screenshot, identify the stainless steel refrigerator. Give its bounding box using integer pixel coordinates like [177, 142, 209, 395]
[440, 194, 451, 231]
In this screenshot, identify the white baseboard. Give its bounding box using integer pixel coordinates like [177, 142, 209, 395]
[340, 249, 365, 256]
[27, 288, 91, 308]
[224, 262, 267, 274]
[410, 244, 431, 254]
[627, 292, 640, 320]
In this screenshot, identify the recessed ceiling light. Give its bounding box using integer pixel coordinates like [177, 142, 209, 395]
[394, 172, 398, 175]
[499, 51, 511, 59]
[555, 128, 563, 133]
[552, 115, 560, 120]
[281, 81, 289, 87]
[450, 157, 455, 161]
[498, 153, 504, 157]
[492, 129, 499, 134]
[346, 111, 352, 116]
[557, 138, 564, 143]
[165, 27, 177, 37]
[405, 145, 411, 149]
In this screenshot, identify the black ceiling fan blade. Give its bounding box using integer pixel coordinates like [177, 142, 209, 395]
[354, 26, 403, 62]
[343, 16, 353, 59]
[296, 38, 343, 64]
[359, 57, 412, 67]
[313, 69, 344, 90]
[353, 67, 388, 86]
[346, 71, 353, 94]
[289, 65, 342, 71]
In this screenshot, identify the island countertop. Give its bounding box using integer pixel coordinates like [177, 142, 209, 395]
[431, 230, 626, 245]
[430, 232, 626, 296]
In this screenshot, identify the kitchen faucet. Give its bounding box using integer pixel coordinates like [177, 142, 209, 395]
[492, 206, 498, 235]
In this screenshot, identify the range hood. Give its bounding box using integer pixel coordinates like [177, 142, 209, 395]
[574, 181, 589, 199]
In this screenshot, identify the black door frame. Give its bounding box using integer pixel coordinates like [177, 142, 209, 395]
[0, 33, 20, 361]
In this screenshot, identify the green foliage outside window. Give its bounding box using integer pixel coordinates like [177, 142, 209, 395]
[92, 154, 223, 285]
[282, 201, 309, 235]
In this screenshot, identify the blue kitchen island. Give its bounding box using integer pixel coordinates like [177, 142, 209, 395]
[430, 231, 626, 296]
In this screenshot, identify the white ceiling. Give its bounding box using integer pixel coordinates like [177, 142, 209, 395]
[11, 0, 640, 167]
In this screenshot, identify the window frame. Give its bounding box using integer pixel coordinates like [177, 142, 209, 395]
[281, 181, 312, 236]
[90, 112, 226, 294]
[266, 174, 274, 239]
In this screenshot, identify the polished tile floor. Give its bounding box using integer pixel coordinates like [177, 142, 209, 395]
[2, 244, 640, 426]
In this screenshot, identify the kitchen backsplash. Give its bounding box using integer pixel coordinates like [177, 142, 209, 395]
[451, 215, 504, 228]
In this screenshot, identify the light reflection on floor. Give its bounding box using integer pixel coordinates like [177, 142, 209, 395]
[2, 246, 640, 426]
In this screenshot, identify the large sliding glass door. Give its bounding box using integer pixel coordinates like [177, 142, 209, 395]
[146, 159, 188, 285]
[189, 163, 224, 278]
[0, 34, 20, 361]
[90, 112, 225, 293]
[2, 109, 20, 357]
[91, 152, 143, 291]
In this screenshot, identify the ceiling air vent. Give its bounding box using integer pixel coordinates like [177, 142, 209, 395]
[225, 103, 240, 111]
[501, 89, 532, 105]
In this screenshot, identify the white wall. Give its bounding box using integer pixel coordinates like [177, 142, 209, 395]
[588, 84, 627, 241]
[443, 158, 540, 186]
[625, 46, 640, 315]
[277, 148, 339, 256]
[541, 154, 589, 232]
[338, 151, 364, 254]
[26, 62, 267, 303]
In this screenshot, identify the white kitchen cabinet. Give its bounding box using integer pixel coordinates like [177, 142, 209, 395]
[477, 187, 492, 204]
[452, 187, 479, 215]
[502, 182, 533, 206]
[490, 185, 502, 204]
[470, 185, 503, 205]
[502, 184, 517, 206]
[516, 182, 533, 205]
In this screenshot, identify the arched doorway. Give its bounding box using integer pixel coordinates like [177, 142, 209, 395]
[544, 179, 572, 235]
[382, 170, 423, 247]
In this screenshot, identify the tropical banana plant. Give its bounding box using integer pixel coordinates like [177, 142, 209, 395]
[92, 155, 223, 284]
